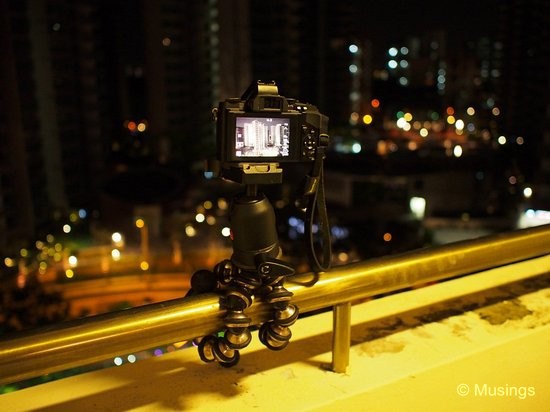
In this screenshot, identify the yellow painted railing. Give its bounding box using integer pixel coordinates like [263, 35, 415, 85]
[0, 224, 549, 385]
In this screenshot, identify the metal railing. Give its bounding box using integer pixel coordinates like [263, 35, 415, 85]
[0, 224, 549, 384]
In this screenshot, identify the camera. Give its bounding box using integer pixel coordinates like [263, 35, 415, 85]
[189, 81, 332, 367]
[213, 80, 329, 184]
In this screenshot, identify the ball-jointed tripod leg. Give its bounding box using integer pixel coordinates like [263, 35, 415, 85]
[189, 185, 298, 367]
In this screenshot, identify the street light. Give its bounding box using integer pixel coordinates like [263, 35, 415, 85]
[136, 218, 149, 267]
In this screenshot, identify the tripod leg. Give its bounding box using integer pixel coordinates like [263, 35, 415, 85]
[259, 281, 299, 351]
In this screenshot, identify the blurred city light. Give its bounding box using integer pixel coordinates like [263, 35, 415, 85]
[111, 232, 123, 247]
[409, 197, 426, 219]
[518, 209, 550, 228]
[185, 225, 197, 237]
[68, 255, 78, 267]
[111, 249, 121, 261]
[4, 257, 16, 268]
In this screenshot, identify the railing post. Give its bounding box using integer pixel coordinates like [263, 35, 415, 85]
[331, 301, 351, 373]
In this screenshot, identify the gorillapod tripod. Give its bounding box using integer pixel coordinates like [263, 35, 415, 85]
[188, 182, 299, 367]
[187, 80, 331, 366]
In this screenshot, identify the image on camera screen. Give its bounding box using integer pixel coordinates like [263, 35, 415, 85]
[235, 117, 290, 157]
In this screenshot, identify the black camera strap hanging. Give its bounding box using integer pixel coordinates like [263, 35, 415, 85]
[303, 140, 332, 272]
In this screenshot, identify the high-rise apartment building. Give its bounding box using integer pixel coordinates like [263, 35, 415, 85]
[1, 0, 114, 254]
[496, 0, 549, 181]
[0, 0, 254, 254]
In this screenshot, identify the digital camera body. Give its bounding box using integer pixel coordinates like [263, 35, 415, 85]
[213, 81, 329, 184]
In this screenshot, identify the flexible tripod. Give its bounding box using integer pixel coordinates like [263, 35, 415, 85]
[187, 183, 299, 367]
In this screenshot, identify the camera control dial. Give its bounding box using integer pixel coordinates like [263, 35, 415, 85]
[302, 125, 318, 160]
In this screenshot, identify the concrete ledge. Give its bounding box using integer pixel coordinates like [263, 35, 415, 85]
[1, 257, 549, 411]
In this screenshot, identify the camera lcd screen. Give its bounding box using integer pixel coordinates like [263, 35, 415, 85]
[235, 117, 290, 158]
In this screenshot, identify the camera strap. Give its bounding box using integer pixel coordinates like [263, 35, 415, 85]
[304, 144, 332, 272]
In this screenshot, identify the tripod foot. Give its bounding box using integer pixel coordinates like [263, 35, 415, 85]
[197, 334, 241, 367]
[259, 322, 291, 351]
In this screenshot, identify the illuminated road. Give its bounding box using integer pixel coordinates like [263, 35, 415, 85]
[60, 272, 191, 317]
